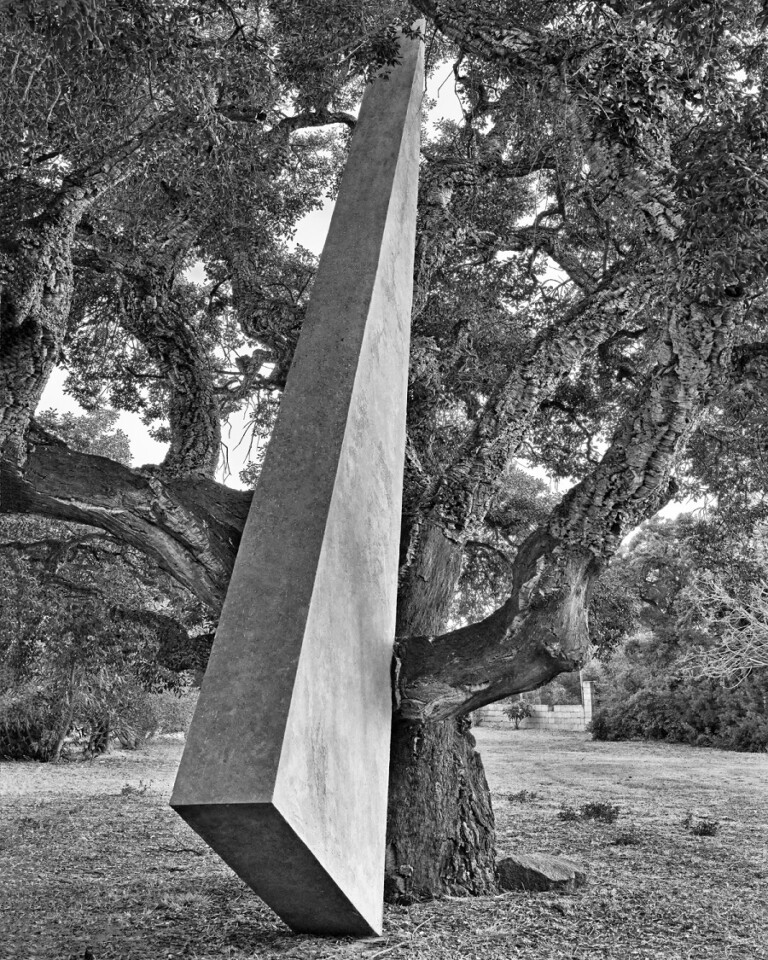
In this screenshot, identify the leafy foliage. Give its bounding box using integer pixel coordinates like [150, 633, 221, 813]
[503, 700, 532, 728]
[449, 468, 556, 625]
[36, 407, 131, 463]
[590, 516, 768, 752]
[0, 409, 202, 758]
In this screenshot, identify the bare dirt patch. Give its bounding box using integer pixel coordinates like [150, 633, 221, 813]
[1, 729, 766, 960]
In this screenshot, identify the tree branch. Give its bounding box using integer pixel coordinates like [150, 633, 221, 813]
[397, 297, 735, 721]
[0, 425, 250, 610]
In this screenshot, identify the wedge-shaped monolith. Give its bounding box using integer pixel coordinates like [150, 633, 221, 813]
[170, 30, 423, 937]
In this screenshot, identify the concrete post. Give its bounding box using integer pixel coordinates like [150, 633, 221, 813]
[170, 31, 423, 936]
[582, 680, 595, 727]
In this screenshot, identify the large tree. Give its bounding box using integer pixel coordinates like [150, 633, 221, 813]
[5, 0, 768, 900]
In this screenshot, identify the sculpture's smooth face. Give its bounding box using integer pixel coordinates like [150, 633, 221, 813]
[170, 30, 423, 936]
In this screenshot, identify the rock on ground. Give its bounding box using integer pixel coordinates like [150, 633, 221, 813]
[497, 853, 587, 893]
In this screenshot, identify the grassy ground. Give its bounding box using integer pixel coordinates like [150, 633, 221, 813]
[1, 728, 766, 960]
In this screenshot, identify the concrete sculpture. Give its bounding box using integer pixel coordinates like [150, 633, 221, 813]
[170, 29, 423, 936]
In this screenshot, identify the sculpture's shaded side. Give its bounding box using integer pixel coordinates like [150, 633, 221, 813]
[170, 31, 423, 936]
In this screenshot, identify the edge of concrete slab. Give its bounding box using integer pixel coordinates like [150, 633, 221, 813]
[171, 801, 382, 936]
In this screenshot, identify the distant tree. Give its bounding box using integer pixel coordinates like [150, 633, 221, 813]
[591, 516, 768, 752]
[680, 535, 768, 681]
[503, 700, 532, 729]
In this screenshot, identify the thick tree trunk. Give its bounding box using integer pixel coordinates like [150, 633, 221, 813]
[0, 189, 88, 459]
[108, 234, 223, 479]
[387, 513, 498, 901]
[396, 521, 464, 636]
[384, 271, 641, 898]
[385, 716, 496, 902]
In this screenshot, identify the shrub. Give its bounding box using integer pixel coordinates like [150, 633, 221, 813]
[0, 512, 202, 761]
[503, 700, 532, 729]
[508, 789, 537, 803]
[581, 801, 621, 823]
[121, 780, 151, 796]
[107, 689, 197, 749]
[683, 812, 719, 836]
[0, 683, 197, 759]
[149, 690, 198, 735]
[591, 637, 768, 752]
[557, 802, 621, 824]
[0, 688, 62, 761]
[611, 826, 642, 845]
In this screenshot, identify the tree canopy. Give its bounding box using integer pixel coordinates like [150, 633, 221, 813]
[4, 0, 768, 898]
[4, 0, 768, 710]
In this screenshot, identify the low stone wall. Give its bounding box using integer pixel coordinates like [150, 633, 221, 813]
[475, 682, 595, 733]
[520, 704, 588, 732]
[476, 702, 513, 726]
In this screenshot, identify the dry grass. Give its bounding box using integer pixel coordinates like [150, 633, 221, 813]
[1, 730, 767, 960]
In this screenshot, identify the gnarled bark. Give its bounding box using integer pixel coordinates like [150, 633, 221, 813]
[0, 185, 90, 459]
[388, 520, 497, 901]
[0, 424, 249, 609]
[397, 301, 735, 721]
[112, 242, 223, 479]
[386, 716, 496, 901]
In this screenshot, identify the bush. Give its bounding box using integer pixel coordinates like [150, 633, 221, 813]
[0, 688, 64, 761]
[581, 801, 621, 823]
[588, 514, 768, 754]
[0, 512, 203, 760]
[611, 826, 642, 846]
[148, 690, 198, 735]
[0, 684, 197, 759]
[503, 700, 532, 728]
[107, 689, 197, 749]
[591, 635, 768, 752]
[507, 789, 537, 803]
[557, 802, 621, 824]
[683, 812, 719, 836]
